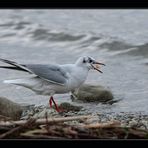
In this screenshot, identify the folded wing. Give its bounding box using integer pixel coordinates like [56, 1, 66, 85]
[25, 64, 68, 85]
[0, 58, 68, 85]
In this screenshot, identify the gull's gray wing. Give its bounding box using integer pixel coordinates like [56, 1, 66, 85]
[0, 58, 68, 85]
[24, 64, 68, 85]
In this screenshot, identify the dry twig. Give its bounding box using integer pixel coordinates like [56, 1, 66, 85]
[0, 115, 91, 127]
[0, 118, 36, 139]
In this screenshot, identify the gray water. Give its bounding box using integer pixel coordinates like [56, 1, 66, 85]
[0, 9, 148, 114]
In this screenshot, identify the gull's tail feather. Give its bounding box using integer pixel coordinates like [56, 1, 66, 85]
[0, 58, 32, 73]
[3, 76, 40, 90]
[3, 80, 12, 84]
[0, 66, 28, 72]
[3, 79, 24, 85]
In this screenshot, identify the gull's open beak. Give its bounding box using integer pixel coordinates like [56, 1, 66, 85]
[91, 61, 105, 73]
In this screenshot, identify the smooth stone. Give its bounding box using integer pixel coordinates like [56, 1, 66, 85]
[0, 97, 24, 120]
[59, 102, 83, 112]
[72, 84, 114, 103]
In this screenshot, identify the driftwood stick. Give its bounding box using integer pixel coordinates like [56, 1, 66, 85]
[0, 125, 23, 139]
[0, 115, 12, 121]
[0, 115, 91, 127]
[80, 121, 121, 129]
[0, 118, 36, 139]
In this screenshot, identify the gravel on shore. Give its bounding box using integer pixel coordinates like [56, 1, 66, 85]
[20, 104, 148, 130]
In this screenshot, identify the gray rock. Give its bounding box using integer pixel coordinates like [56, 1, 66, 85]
[72, 84, 114, 103]
[59, 102, 83, 112]
[0, 97, 24, 120]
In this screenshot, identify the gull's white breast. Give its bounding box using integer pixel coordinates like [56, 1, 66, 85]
[65, 65, 89, 91]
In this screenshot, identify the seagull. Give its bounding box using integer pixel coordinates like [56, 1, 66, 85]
[0, 56, 105, 112]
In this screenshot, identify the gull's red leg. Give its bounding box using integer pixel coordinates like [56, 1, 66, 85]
[50, 96, 60, 112]
[49, 96, 52, 108]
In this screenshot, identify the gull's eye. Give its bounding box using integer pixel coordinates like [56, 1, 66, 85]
[89, 59, 92, 63]
[83, 59, 86, 63]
